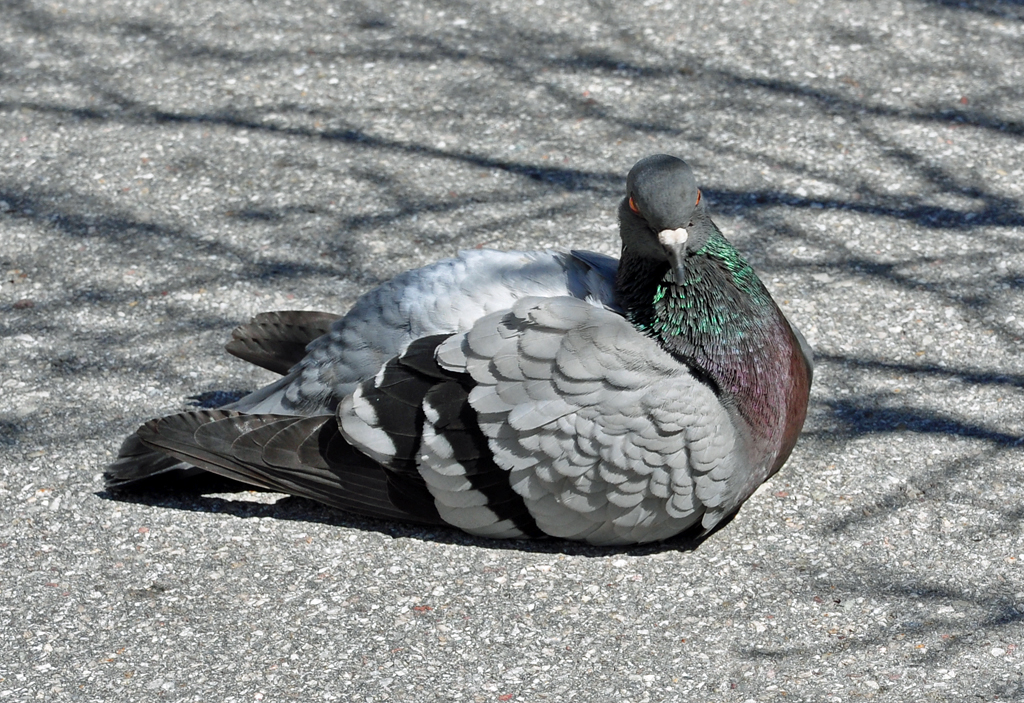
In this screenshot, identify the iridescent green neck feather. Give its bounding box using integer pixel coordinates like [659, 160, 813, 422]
[623, 227, 774, 336]
[618, 225, 792, 443]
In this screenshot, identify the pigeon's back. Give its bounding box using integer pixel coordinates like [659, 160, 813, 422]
[234, 249, 619, 415]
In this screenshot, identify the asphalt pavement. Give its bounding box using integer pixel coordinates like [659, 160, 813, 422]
[2, 0, 1023, 700]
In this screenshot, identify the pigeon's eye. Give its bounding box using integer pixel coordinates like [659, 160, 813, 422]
[628, 196, 640, 214]
[695, 189, 701, 207]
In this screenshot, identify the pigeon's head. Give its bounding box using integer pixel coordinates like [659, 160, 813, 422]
[620, 154, 707, 283]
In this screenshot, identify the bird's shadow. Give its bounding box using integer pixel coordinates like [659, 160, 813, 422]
[97, 478, 734, 557]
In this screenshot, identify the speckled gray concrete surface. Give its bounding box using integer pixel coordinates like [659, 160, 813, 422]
[2, 0, 1023, 701]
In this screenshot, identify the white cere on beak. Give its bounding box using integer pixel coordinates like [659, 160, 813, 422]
[658, 227, 688, 247]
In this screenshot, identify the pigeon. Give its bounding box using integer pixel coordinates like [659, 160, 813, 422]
[106, 154, 812, 546]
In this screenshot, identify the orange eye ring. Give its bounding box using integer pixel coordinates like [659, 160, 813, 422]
[695, 189, 701, 206]
[628, 196, 640, 214]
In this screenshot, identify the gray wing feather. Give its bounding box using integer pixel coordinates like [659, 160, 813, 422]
[415, 422, 529, 539]
[437, 296, 749, 545]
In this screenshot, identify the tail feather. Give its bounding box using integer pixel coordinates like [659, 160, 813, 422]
[226, 310, 341, 375]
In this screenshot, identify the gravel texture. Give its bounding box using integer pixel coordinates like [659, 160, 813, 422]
[2, 0, 1024, 701]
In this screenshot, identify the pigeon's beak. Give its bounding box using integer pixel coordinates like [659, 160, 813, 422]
[658, 227, 688, 284]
